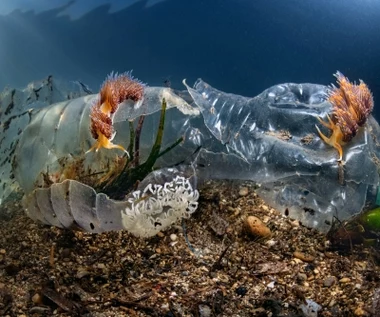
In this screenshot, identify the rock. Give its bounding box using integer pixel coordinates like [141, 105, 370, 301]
[266, 239, 277, 247]
[244, 216, 271, 238]
[339, 277, 351, 283]
[31, 293, 43, 305]
[354, 306, 366, 316]
[293, 251, 315, 263]
[61, 248, 71, 258]
[199, 304, 212, 317]
[235, 286, 248, 296]
[239, 187, 249, 197]
[323, 276, 337, 287]
[297, 273, 307, 283]
[97, 263, 106, 270]
[262, 215, 271, 223]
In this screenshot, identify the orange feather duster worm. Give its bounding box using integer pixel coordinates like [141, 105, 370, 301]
[316, 71, 374, 161]
[88, 72, 145, 154]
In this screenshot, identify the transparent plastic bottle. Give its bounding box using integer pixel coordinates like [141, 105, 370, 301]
[185, 79, 380, 232]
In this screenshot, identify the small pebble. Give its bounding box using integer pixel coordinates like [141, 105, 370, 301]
[267, 281, 275, 288]
[266, 239, 277, 247]
[170, 234, 178, 242]
[339, 277, 351, 283]
[293, 251, 315, 263]
[199, 304, 212, 317]
[227, 206, 235, 213]
[354, 306, 366, 316]
[290, 220, 300, 227]
[244, 216, 271, 238]
[61, 248, 71, 258]
[235, 286, 247, 296]
[297, 273, 307, 283]
[239, 187, 249, 197]
[328, 299, 336, 307]
[323, 276, 337, 287]
[97, 263, 106, 270]
[262, 215, 270, 223]
[32, 293, 43, 305]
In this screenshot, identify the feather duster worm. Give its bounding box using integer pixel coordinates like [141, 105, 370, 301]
[316, 71, 374, 161]
[87, 72, 144, 154]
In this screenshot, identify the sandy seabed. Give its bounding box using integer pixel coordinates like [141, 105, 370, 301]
[0, 180, 379, 316]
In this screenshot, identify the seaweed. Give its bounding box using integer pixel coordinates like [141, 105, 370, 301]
[95, 98, 183, 199]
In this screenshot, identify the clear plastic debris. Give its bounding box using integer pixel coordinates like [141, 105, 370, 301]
[2, 74, 380, 234]
[0, 76, 90, 204]
[300, 299, 322, 317]
[0, 76, 203, 236]
[23, 167, 198, 237]
[185, 79, 380, 232]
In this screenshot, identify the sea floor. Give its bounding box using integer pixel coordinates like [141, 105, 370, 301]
[0, 180, 379, 316]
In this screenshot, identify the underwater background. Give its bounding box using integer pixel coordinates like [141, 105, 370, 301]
[1, 2, 380, 315]
[0, 0, 380, 118]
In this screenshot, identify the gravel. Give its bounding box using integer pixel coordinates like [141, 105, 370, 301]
[0, 180, 379, 316]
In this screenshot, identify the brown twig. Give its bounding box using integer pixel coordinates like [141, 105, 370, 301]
[210, 243, 232, 272]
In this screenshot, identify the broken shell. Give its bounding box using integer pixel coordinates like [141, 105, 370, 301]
[244, 215, 271, 238]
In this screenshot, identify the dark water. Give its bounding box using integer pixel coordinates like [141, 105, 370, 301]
[1, 0, 380, 118]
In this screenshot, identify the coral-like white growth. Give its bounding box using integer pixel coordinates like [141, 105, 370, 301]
[121, 176, 199, 237]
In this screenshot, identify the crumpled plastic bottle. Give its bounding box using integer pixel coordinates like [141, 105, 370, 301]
[0, 76, 202, 236]
[184, 79, 380, 232]
[2, 75, 380, 234]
